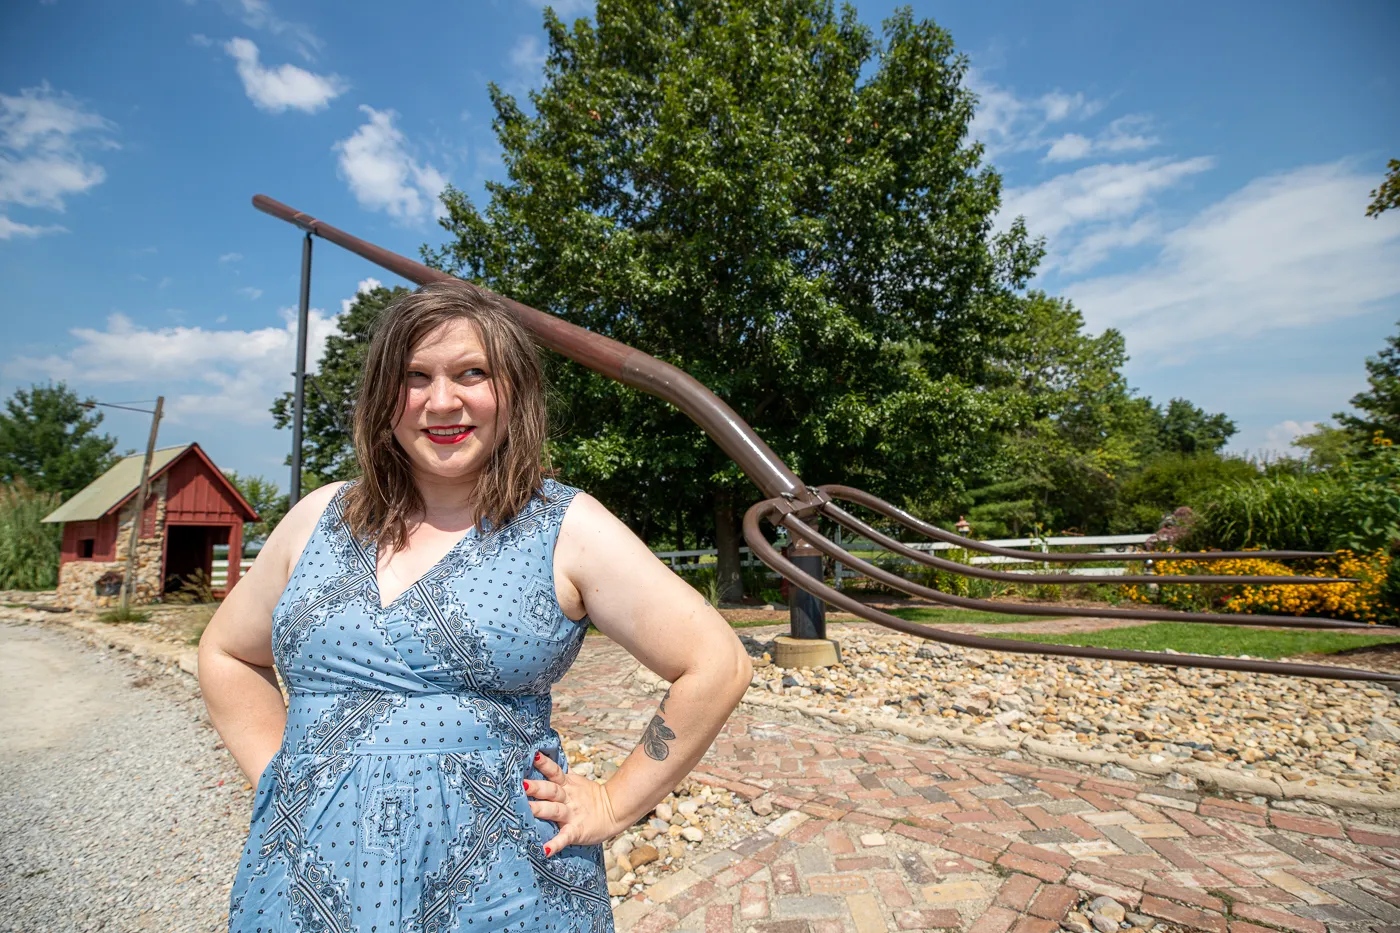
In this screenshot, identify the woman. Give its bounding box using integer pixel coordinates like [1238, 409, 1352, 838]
[198, 280, 753, 933]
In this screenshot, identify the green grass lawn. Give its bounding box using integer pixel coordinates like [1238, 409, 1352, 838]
[882, 606, 1060, 625]
[712, 606, 1059, 630]
[981, 622, 1400, 659]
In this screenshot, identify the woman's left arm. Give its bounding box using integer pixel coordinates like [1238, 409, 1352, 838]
[527, 491, 753, 855]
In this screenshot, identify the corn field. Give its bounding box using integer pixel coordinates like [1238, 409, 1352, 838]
[0, 480, 62, 590]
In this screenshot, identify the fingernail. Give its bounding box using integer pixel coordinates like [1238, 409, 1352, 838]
[534, 752, 542, 762]
[543, 845, 551, 856]
[522, 780, 529, 792]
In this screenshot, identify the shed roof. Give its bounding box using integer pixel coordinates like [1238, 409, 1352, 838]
[42, 444, 191, 523]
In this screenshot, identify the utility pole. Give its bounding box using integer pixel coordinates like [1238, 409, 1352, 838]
[289, 231, 313, 506]
[119, 395, 164, 613]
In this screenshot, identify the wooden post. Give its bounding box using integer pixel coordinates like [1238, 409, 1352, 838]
[119, 395, 163, 613]
[227, 521, 244, 590]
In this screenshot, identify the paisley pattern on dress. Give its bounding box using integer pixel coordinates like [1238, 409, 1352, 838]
[227, 479, 609, 933]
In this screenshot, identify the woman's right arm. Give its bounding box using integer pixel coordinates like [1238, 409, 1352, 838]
[197, 482, 345, 783]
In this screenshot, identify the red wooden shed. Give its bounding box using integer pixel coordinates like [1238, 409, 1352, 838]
[42, 443, 260, 608]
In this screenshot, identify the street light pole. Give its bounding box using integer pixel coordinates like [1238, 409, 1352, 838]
[289, 232, 313, 507]
[119, 395, 163, 613]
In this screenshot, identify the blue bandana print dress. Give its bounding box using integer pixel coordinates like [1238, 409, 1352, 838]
[227, 479, 613, 933]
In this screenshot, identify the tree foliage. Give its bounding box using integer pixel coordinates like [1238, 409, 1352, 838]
[222, 471, 290, 544]
[1336, 319, 1400, 444]
[1367, 158, 1400, 218]
[427, 0, 1041, 597]
[0, 381, 120, 498]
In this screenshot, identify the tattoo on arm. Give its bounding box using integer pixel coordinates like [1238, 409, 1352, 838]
[641, 688, 676, 761]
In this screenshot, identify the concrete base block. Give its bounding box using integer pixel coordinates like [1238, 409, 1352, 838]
[773, 636, 841, 669]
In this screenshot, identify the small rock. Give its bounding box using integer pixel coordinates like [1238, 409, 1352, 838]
[858, 832, 886, 847]
[1088, 896, 1126, 924]
[750, 796, 774, 817]
[681, 827, 704, 843]
[654, 803, 673, 823]
[607, 880, 629, 897]
[615, 852, 632, 874]
[1089, 915, 1118, 933]
[1101, 764, 1137, 782]
[1163, 771, 1197, 792]
[611, 838, 634, 859]
[629, 844, 659, 868]
[1061, 910, 1093, 933]
[677, 800, 699, 817]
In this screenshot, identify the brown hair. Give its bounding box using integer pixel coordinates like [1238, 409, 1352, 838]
[340, 280, 551, 553]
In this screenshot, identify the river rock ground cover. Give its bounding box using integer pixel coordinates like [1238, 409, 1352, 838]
[742, 627, 1400, 796]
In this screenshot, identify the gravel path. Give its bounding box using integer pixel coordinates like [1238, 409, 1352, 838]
[0, 620, 252, 933]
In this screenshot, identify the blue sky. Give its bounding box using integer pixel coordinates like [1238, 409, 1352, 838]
[3, 0, 1398, 496]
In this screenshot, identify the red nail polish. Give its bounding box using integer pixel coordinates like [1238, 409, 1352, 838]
[534, 751, 542, 762]
[522, 780, 529, 792]
[543, 845, 551, 856]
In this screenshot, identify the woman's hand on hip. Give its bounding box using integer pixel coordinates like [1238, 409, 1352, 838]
[525, 751, 623, 855]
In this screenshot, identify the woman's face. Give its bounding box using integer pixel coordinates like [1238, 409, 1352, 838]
[392, 317, 509, 487]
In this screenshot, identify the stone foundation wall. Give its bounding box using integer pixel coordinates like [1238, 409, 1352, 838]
[57, 477, 168, 611]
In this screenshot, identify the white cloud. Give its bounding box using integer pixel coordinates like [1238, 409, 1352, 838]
[965, 71, 1102, 158]
[238, 286, 263, 299]
[0, 214, 66, 239]
[219, 251, 243, 262]
[224, 38, 346, 114]
[2, 276, 379, 425]
[1264, 419, 1319, 455]
[231, 0, 323, 60]
[334, 107, 447, 221]
[342, 276, 382, 313]
[0, 83, 113, 227]
[1046, 115, 1159, 163]
[157, 276, 173, 289]
[510, 35, 547, 74]
[191, 33, 213, 47]
[1003, 156, 1213, 242]
[1063, 162, 1400, 365]
[4, 305, 342, 426]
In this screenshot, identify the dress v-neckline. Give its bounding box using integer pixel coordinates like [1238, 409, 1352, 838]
[369, 523, 480, 612]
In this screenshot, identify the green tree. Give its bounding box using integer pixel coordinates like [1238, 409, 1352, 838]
[963, 292, 1156, 535]
[271, 283, 410, 481]
[1114, 452, 1258, 532]
[1367, 158, 1399, 218]
[1293, 422, 1363, 470]
[1336, 320, 1400, 444]
[222, 471, 290, 543]
[1150, 398, 1236, 455]
[0, 382, 120, 497]
[429, 0, 1040, 598]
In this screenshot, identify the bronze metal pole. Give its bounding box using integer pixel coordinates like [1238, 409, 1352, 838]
[743, 499, 1400, 683]
[252, 195, 801, 501]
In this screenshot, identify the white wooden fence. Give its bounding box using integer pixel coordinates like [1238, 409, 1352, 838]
[828, 530, 1151, 586]
[209, 532, 1152, 590]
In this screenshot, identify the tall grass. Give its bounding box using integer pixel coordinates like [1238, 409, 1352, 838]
[0, 480, 62, 590]
[1189, 448, 1400, 553]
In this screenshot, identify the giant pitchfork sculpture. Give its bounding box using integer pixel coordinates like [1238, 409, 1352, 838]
[254, 194, 1399, 685]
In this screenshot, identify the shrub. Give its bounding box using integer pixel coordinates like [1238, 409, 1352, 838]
[0, 480, 62, 590]
[1113, 452, 1259, 533]
[1186, 442, 1400, 554]
[1122, 550, 1395, 625]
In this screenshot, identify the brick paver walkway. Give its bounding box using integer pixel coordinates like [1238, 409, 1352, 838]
[557, 637, 1400, 933]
